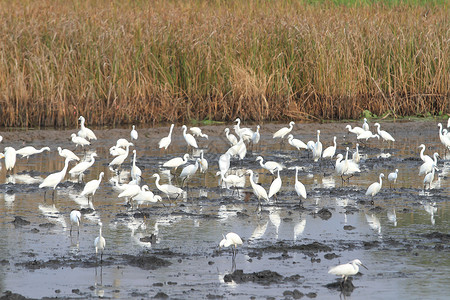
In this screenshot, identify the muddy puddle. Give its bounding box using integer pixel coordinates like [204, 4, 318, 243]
[0, 120, 449, 299]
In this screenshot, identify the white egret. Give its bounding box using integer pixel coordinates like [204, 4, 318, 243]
[356, 130, 379, 141]
[39, 157, 74, 201]
[374, 123, 395, 146]
[294, 166, 307, 205]
[352, 143, 361, 163]
[273, 121, 295, 140]
[218, 152, 231, 175]
[132, 185, 159, 208]
[362, 118, 369, 131]
[199, 150, 208, 173]
[70, 210, 82, 236]
[423, 165, 437, 190]
[328, 259, 368, 283]
[224, 128, 238, 146]
[109, 144, 131, 171]
[313, 130, 323, 162]
[437, 123, 450, 151]
[69, 152, 98, 181]
[181, 125, 198, 149]
[4, 147, 17, 172]
[163, 153, 190, 171]
[57, 147, 80, 161]
[288, 134, 307, 151]
[16, 146, 50, 159]
[345, 124, 366, 136]
[226, 136, 245, 157]
[0, 136, 2, 143]
[179, 158, 200, 187]
[388, 169, 398, 188]
[131, 150, 142, 182]
[80, 172, 104, 203]
[251, 125, 261, 151]
[366, 173, 384, 201]
[94, 222, 106, 263]
[152, 173, 184, 202]
[190, 127, 208, 139]
[322, 136, 337, 159]
[78, 116, 97, 140]
[109, 145, 127, 157]
[158, 124, 175, 150]
[246, 169, 269, 208]
[216, 171, 244, 194]
[234, 118, 254, 142]
[118, 184, 142, 203]
[130, 125, 138, 141]
[419, 153, 439, 175]
[256, 156, 284, 174]
[115, 138, 133, 148]
[268, 169, 282, 201]
[71, 133, 90, 148]
[219, 232, 243, 260]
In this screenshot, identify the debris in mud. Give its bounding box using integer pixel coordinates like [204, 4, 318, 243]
[259, 241, 332, 254]
[314, 208, 332, 220]
[223, 269, 283, 285]
[363, 241, 380, 249]
[324, 253, 339, 260]
[0, 290, 32, 300]
[122, 254, 171, 270]
[343, 225, 355, 230]
[154, 292, 169, 299]
[139, 234, 157, 243]
[369, 206, 384, 213]
[283, 289, 304, 299]
[80, 208, 95, 214]
[11, 216, 30, 226]
[421, 232, 450, 242]
[38, 223, 56, 228]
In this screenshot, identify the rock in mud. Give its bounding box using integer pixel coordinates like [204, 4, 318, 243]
[122, 254, 172, 270]
[154, 292, 169, 299]
[0, 290, 33, 300]
[421, 232, 450, 242]
[283, 289, 304, 299]
[12, 216, 30, 226]
[140, 234, 157, 243]
[223, 269, 283, 285]
[39, 223, 56, 228]
[343, 225, 355, 230]
[315, 208, 332, 220]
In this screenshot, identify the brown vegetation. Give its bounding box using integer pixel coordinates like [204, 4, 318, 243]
[0, 0, 448, 127]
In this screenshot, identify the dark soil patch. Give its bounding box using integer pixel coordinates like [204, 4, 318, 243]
[11, 217, 30, 226]
[122, 254, 172, 270]
[223, 269, 284, 285]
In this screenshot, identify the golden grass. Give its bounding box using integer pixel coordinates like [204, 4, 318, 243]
[0, 0, 448, 127]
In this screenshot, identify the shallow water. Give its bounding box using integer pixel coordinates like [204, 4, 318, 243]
[0, 120, 449, 299]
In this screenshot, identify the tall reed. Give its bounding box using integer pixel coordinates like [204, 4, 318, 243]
[0, 0, 448, 127]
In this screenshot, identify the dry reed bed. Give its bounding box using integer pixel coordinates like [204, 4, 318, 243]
[0, 0, 448, 127]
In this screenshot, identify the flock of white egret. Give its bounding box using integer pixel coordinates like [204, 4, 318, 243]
[0, 115, 449, 287]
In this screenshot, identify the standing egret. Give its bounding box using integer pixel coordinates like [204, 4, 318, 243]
[179, 158, 200, 188]
[163, 153, 190, 172]
[39, 157, 74, 201]
[69, 152, 98, 182]
[356, 130, 379, 141]
[273, 121, 295, 141]
[437, 123, 450, 153]
[218, 152, 231, 176]
[268, 169, 282, 201]
[288, 134, 307, 151]
[216, 171, 244, 195]
[152, 173, 184, 202]
[130, 125, 138, 141]
[374, 123, 395, 147]
[109, 145, 127, 157]
[181, 125, 198, 150]
[294, 167, 307, 205]
[251, 125, 261, 151]
[423, 165, 437, 190]
[224, 128, 238, 146]
[234, 118, 254, 142]
[352, 143, 361, 164]
[4, 147, 17, 172]
[328, 259, 368, 284]
[362, 118, 369, 131]
[345, 124, 366, 136]
[131, 150, 142, 182]
[94, 222, 106, 263]
[80, 172, 104, 203]
[313, 130, 323, 162]
[118, 184, 142, 204]
[115, 138, 133, 149]
[190, 127, 208, 139]
[219, 232, 243, 263]
[322, 136, 337, 159]
[419, 153, 439, 175]
[78, 116, 97, 140]
[109, 144, 131, 171]
[58, 147, 80, 161]
[388, 169, 398, 188]
[256, 156, 284, 174]
[246, 169, 269, 209]
[418, 144, 433, 163]
[158, 124, 175, 150]
[71, 133, 90, 148]
[16, 146, 50, 159]
[132, 185, 159, 208]
[365, 173, 384, 201]
[70, 210, 82, 236]
[199, 150, 208, 173]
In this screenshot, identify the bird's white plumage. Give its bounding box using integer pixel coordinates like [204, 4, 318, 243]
[366, 173, 384, 197]
[419, 153, 438, 175]
[94, 222, 106, 254]
[246, 169, 269, 204]
[268, 169, 282, 199]
[152, 173, 184, 200]
[288, 134, 307, 150]
[294, 167, 307, 200]
[328, 259, 367, 281]
[58, 147, 79, 161]
[388, 169, 398, 184]
[130, 125, 138, 141]
[4, 147, 16, 171]
[322, 136, 337, 159]
[219, 232, 243, 249]
[69, 153, 97, 176]
[273, 121, 295, 139]
[374, 123, 395, 142]
[163, 153, 190, 170]
[256, 156, 284, 174]
[80, 172, 104, 199]
[78, 116, 97, 140]
[346, 124, 366, 136]
[16, 146, 50, 159]
[39, 157, 73, 190]
[71, 133, 90, 147]
[158, 124, 175, 149]
[182, 125, 198, 148]
[224, 128, 238, 146]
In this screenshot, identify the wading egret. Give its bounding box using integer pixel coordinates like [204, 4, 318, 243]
[234, 118, 254, 142]
[345, 125, 366, 136]
[130, 125, 138, 141]
[294, 166, 307, 205]
[224, 128, 238, 146]
[158, 124, 175, 150]
[362, 118, 369, 131]
[80, 172, 104, 203]
[131, 150, 142, 182]
[218, 152, 231, 175]
[181, 125, 198, 149]
[58, 147, 80, 161]
[16, 146, 50, 159]
[94, 222, 106, 263]
[268, 169, 282, 200]
[109, 144, 131, 171]
[190, 127, 208, 139]
[163, 153, 190, 171]
[118, 184, 141, 203]
[199, 150, 208, 173]
[251, 125, 261, 151]
[288, 134, 307, 151]
[179, 158, 200, 187]
[273, 121, 295, 140]
[322, 136, 337, 159]
[132, 185, 158, 208]
[437, 123, 450, 151]
[4, 147, 17, 172]
[115, 138, 133, 149]
[366, 173, 384, 200]
[109, 146, 127, 157]
[78, 116, 97, 140]
[216, 171, 244, 194]
[374, 123, 395, 146]
[328, 259, 368, 283]
[419, 153, 439, 175]
[246, 169, 269, 208]
[152, 173, 184, 202]
[71, 133, 90, 148]
[39, 157, 74, 201]
[388, 169, 398, 188]
[313, 130, 323, 162]
[69, 152, 98, 182]
[352, 143, 360, 164]
[70, 210, 82, 236]
[356, 130, 379, 141]
[219, 232, 243, 260]
[423, 165, 437, 190]
[256, 156, 284, 174]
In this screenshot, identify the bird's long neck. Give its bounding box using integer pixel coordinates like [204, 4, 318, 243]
[133, 153, 137, 166]
[168, 125, 174, 137]
[295, 168, 299, 182]
[379, 175, 383, 185]
[99, 226, 103, 237]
